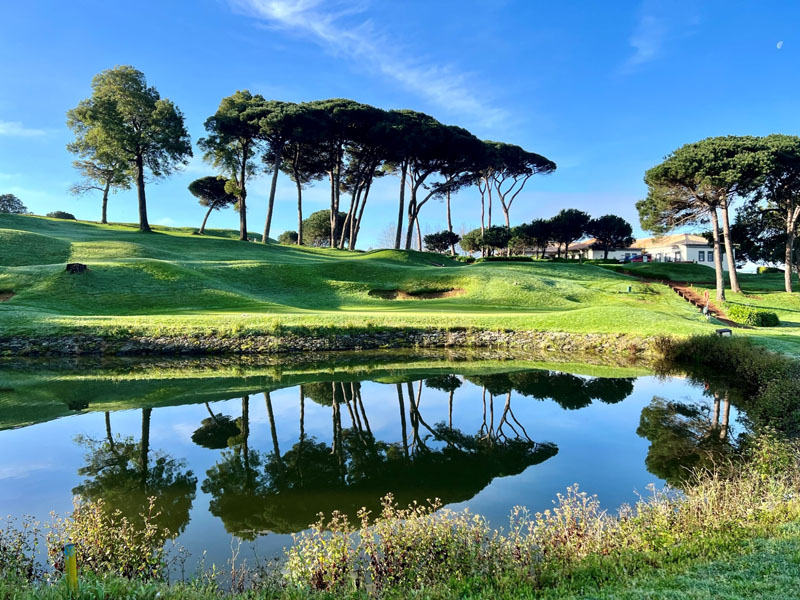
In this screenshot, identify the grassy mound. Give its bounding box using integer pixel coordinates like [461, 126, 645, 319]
[1, 214, 793, 350]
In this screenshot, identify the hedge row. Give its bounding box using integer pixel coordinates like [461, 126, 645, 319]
[725, 304, 780, 327]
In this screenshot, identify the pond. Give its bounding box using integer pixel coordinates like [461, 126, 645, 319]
[0, 350, 740, 569]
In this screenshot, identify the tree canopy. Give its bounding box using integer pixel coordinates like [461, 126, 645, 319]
[67, 65, 191, 232]
[0, 194, 28, 214]
[586, 215, 634, 259]
[188, 176, 238, 234]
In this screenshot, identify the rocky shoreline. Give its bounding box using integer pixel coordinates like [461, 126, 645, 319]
[0, 328, 659, 357]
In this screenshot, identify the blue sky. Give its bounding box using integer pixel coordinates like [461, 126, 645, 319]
[0, 0, 797, 246]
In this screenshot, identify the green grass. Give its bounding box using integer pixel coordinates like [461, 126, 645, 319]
[0, 215, 717, 338]
[1, 214, 798, 354]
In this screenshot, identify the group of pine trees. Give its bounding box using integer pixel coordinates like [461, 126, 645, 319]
[66, 66, 556, 250]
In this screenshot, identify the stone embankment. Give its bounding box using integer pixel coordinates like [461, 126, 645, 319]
[0, 329, 658, 357]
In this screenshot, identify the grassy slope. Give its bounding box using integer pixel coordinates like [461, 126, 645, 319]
[0, 215, 720, 342]
[606, 262, 800, 355]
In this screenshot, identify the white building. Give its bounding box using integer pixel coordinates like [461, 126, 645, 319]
[557, 234, 730, 270]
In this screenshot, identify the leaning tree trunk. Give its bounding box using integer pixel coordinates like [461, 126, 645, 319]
[199, 204, 214, 235]
[719, 198, 741, 293]
[263, 148, 283, 243]
[351, 178, 372, 249]
[416, 216, 422, 251]
[101, 180, 111, 225]
[709, 208, 726, 302]
[135, 154, 150, 232]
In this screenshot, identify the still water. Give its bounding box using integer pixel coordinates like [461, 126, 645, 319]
[0, 351, 738, 568]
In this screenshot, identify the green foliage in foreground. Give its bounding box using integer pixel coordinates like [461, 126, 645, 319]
[2, 432, 799, 599]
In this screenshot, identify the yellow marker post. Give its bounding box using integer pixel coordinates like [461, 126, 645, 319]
[63, 542, 78, 595]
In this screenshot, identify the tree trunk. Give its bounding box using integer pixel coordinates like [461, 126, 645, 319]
[720, 393, 730, 440]
[711, 391, 720, 429]
[786, 227, 796, 294]
[487, 185, 493, 228]
[603, 246, 609, 260]
[785, 206, 798, 293]
[416, 215, 422, 251]
[352, 178, 371, 249]
[395, 162, 407, 249]
[140, 408, 151, 488]
[105, 412, 114, 448]
[265, 392, 283, 471]
[263, 148, 282, 243]
[199, 204, 214, 235]
[330, 152, 342, 248]
[719, 198, 741, 293]
[135, 154, 150, 232]
[404, 182, 417, 250]
[238, 148, 248, 241]
[396, 383, 408, 459]
[446, 190, 456, 255]
[101, 180, 110, 224]
[296, 175, 303, 245]
[709, 208, 726, 302]
[448, 389, 454, 428]
[480, 186, 486, 235]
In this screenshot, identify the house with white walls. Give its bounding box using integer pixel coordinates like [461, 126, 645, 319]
[559, 234, 730, 269]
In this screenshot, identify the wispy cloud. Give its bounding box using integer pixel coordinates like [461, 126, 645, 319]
[0, 120, 46, 137]
[621, 1, 700, 73]
[625, 14, 667, 69]
[228, 0, 507, 128]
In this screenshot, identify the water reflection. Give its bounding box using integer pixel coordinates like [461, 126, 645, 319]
[636, 380, 738, 486]
[74, 408, 197, 535]
[199, 380, 560, 537]
[0, 351, 747, 561]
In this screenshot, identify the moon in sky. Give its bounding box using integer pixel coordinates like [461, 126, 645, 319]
[777, 40, 784, 49]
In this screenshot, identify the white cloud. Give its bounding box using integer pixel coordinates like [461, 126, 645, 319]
[0, 120, 46, 137]
[228, 0, 507, 128]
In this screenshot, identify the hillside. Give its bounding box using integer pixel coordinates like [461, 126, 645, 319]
[0, 213, 785, 350]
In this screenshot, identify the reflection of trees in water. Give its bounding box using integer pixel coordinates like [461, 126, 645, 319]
[199, 378, 560, 536]
[467, 372, 635, 410]
[637, 384, 736, 487]
[73, 409, 197, 536]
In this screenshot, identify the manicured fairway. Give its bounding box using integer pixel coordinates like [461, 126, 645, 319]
[1, 214, 798, 354]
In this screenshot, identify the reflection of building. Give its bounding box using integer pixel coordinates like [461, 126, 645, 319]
[553, 234, 730, 269]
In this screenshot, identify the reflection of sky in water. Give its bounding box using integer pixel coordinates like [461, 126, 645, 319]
[0, 372, 734, 570]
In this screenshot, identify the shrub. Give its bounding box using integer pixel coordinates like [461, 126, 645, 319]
[45, 211, 76, 220]
[757, 266, 783, 274]
[475, 256, 532, 263]
[46, 498, 174, 581]
[424, 230, 460, 253]
[725, 304, 780, 327]
[0, 516, 42, 582]
[454, 256, 476, 264]
[277, 230, 298, 244]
